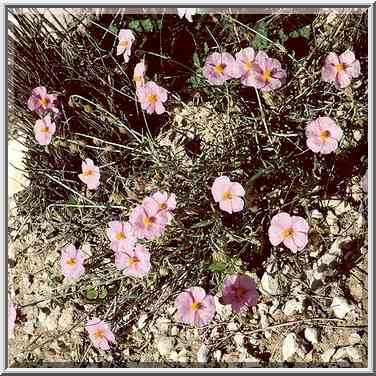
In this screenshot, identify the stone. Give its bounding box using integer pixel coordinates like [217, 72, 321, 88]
[321, 348, 336, 363]
[261, 272, 281, 296]
[213, 350, 222, 362]
[137, 314, 148, 330]
[282, 333, 299, 361]
[348, 332, 362, 345]
[331, 297, 353, 319]
[304, 327, 319, 344]
[156, 336, 175, 356]
[311, 209, 323, 219]
[197, 344, 209, 363]
[346, 346, 362, 362]
[283, 299, 303, 316]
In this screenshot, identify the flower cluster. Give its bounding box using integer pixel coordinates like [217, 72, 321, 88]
[203, 47, 287, 92]
[27, 86, 60, 146]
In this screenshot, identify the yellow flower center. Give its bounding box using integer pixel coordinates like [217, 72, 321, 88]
[93, 329, 105, 338]
[191, 301, 202, 311]
[83, 169, 93, 176]
[335, 63, 345, 72]
[66, 258, 77, 266]
[115, 231, 126, 241]
[147, 94, 158, 104]
[281, 227, 294, 238]
[40, 126, 49, 133]
[159, 202, 168, 210]
[119, 40, 129, 49]
[127, 256, 140, 266]
[222, 191, 233, 201]
[244, 60, 253, 71]
[319, 130, 331, 141]
[262, 68, 272, 81]
[39, 97, 49, 107]
[214, 64, 225, 74]
[143, 216, 154, 226]
[235, 287, 246, 299]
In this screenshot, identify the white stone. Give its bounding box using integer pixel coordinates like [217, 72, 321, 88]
[234, 334, 244, 348]
[331, 297, 353, 319]
[348, 332, 361, 345]
[283, 299, 303, 316]
[326, 210, 337, 225]
[304, 327, 319, 344]
[311, 209, 323, 219]
[321, 348, 336, 362]
[213, 350, 222, 362]
[197, 344, 209, 363]
[346, 346, 362, 362]
[353, 130, 362, 142]
[58, 308, 73, 330]
[334, 201, 350, 216]
[261, 273, 281, 296]
[282, 333, 299, 361]
[214, 296, 232, 319]
[227, 322, 238, 331]
[170, 326, 179, 336]
[156, 336, 175, 356]
[137, 314, 148, 330]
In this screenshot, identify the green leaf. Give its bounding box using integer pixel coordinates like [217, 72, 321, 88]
[141, 18, 154, 32]
[251, 21, 269, 50]
[192, 52, 201, 67]
[289, 30, 300, 38]
[109, 25, 119, 34]
[298, 25, 311, 39]
[128, 20, 142, 33]
[85, 287, 98, 300]
[98, 287, 108, 299]
[208, 261, 227, 273]
[191, 219, 214, 229]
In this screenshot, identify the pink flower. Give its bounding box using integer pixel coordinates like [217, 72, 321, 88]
[78, 158, 100, 190]
[133, 61, 146, 88]
[251, 51, 287, 92]
[116, 29, 135, 63]
[114, 244, 151, 277]
[305, 117, 343, 154]
[8, 303, 17, 331]
[211, 176, 245, 214]
[106, 221, 136, 252]
[27, 86, 58, 115]
[221, 275, 258, 313]
[129, 197, 169, 240]
[268, 212, 309, 253]
[60, 244, 85, 280]
[177, 8, 196, 22]
[137, 81, 168, 115]
[321, 50, 360, 89]
[34, 114, 56, 146]
[175, 287, 216, 327]
[86, 319, 115, 351]
[235, 47, 257, 87]
[203, 52, 240, 86]
[361, 170, 368, 193]
[151, 191, 176, 224]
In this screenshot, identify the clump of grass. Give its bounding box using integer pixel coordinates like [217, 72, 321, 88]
[9, 8, 368, 364]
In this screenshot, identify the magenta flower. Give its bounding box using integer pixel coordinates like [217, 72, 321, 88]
[211, 176, 245, 214]
[305, 117, 343, 154]
[151, 191, 176, 224]
[86, 319, 115, 351]
[177, 8, 196, 22]
[133, 61, 146, 88]
[203, 52, 240, 86]
[129, 197, 169, 240]
[321, 50, 361, 89]
[78, 158, 100, 190]
[175, 287, 216, 327]
[116, 29, 135, 63]
[361, 170, 368, 193]
[251, 51, 287, 92]
[27, 86, 58, 115]
[235, 47, 257, 87]
[60, 244, 85, 280]
[137, 81, 168, 115]
[221, 275, 258, 313]
[268, 212, 309, 253]
[34, 114, 56, 146]
[8, 303, 17, 331]
[114, 244, 151, 277]
[106, 221, 136, 252]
